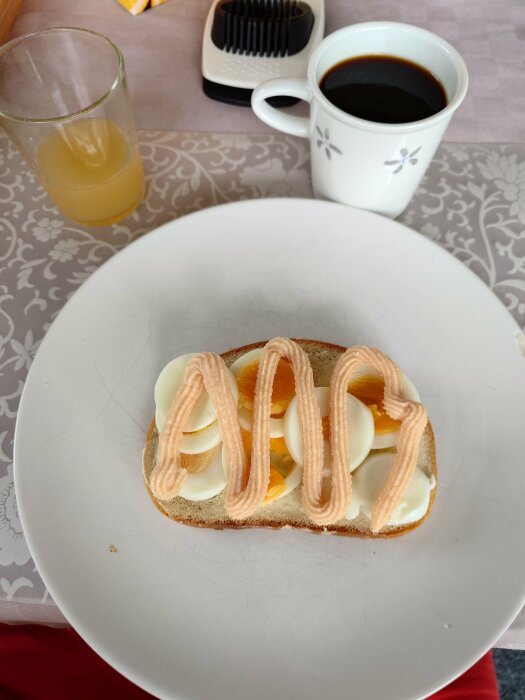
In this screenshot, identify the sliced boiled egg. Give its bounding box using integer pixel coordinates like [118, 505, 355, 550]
[347, 368, 419, 449]
[229, 348, 296, 438]
[318, 450, 361, 519]
[283, 386, 374, 472]
[348, 452, 435, 525]
[180, 421, 222, 455]
[237, 407, 285, 438]
[178, 445, 227, 501]
[222, 429, 302, 505]
[264, 436, 302, 502]
[155, 353, 238, 434]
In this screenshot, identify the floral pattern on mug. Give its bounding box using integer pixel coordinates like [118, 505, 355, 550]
[315, 126, 342, 160]
[385, 147, 421, 174]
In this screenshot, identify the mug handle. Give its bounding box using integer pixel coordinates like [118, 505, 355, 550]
[251, 78, 311, 138]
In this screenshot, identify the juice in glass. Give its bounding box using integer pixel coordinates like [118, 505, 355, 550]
[37, 119, 145, 226]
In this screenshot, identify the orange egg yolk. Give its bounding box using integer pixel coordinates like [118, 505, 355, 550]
[236, 359, 295, 415]
[322, 415, 330, 441]
[183, 423, 211, 436]
[179, 446, 218, 473]
[268, 436, 290, 457]
[264, 469, 286, 503]
[241, 428, 253, 455]
[347, 375, 400, 434]
[240, 430, 291, 504]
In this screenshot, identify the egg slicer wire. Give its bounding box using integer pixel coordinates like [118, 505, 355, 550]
[202, 0, 325, 106]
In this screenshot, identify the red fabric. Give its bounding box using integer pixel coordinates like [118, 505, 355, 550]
[0, 623, 499, 700]
[0, 624, 155, 699]
[431, 650, 500, 700]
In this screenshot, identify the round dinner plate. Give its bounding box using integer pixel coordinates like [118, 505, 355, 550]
[15, 199, 525, 700]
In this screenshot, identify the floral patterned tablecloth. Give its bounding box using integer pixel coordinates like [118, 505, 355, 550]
[1, 130, 524, 645]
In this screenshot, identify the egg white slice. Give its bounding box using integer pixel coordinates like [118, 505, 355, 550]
[349, 367, 419, 450]
[155, 353, 238, 434]
[349, 452, 435, 525]
[230, 347, 289, 438]
[318, 451, 361, 519]
[284, 386, 374, 472]
[180, 420, 222, 454]
[178, 447, 227, 501]
[282, 464, 302, 498]
[221, 445, 302, 503]
[237, 407, 285, 438]
[268, 451, 303, 499]
[345, 492, 362, 521]
[229, 347, 263, 377]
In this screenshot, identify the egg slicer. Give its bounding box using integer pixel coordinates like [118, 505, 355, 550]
[202, 0, 325, 106]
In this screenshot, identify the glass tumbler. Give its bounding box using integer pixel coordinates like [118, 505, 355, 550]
[0, 27, 145, 226]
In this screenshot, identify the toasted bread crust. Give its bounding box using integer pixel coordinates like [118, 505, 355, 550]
[143, 339, 437, 538]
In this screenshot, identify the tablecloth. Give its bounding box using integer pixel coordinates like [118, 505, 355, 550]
[0, 129, 524, 647]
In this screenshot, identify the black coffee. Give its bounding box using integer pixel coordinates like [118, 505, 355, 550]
[320, 55, 447, 124]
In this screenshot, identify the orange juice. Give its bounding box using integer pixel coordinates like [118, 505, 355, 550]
[36, 118, 145, 226]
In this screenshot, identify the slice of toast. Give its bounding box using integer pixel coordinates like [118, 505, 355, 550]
[143, 339, 437, 538]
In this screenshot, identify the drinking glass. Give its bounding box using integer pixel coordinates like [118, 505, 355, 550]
[0, 27, 145, 226]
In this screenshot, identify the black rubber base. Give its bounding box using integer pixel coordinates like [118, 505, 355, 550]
[202, 77, 299, 108]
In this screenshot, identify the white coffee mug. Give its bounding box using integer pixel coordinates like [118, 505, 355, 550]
[251, 22, 468, 218]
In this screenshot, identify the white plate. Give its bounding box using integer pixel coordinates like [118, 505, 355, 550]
[15, 199, 525, 700]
